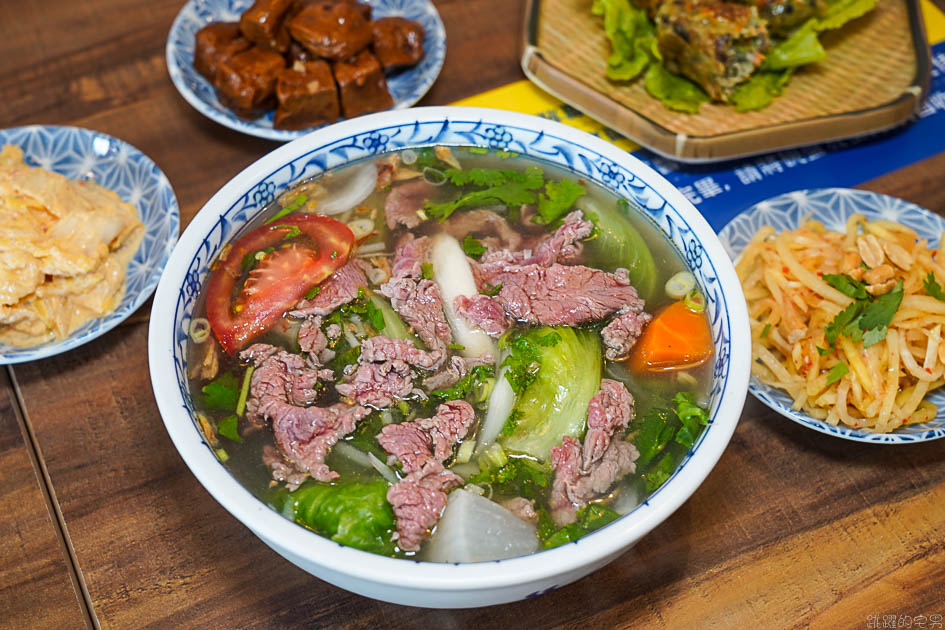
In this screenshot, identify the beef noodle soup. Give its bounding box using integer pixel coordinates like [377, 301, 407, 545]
[186, 146, 714, 561]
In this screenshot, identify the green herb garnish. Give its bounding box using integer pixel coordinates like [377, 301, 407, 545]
[823, 279, 903, 349]
[760, 323, 771, 338]
[201, 372, 240, 411]
[270, 224, 302, 240]
[924, 272, 945, 302]
[217, 414, 243, 443]
[462, 235, 487, 258]
[421, 262, 434, 279]
[303, 285, 321, 300]
[499, 330, 562, 394]
[825, 361, 849, 386]
[481, 281, 503, 297]
[365, 297, 386, 331]
[535, 179, 586, 224]
[265, 194, 307, 224]
[429, 365, 495, 403]
[822, 273, 869, 300]
[542, 504, 621, 549]
[423, 167, 545, 221]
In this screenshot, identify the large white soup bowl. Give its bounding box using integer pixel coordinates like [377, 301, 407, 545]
[148, 106, 750, 608]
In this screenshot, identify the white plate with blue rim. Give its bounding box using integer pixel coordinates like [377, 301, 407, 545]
[0, 125, 179, 364]
[165, 0, 447, 142]
[719, 187, 945, 444]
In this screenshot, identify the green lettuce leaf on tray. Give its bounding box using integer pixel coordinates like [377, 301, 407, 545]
[593, 0, 654, 82]
[591, 0, 877, 112]
[731, 69, 794, 111]
[818, 0, 878, 31]
[644, 62, 710, 114]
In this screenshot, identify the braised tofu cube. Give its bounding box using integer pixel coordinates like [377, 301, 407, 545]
[371, 17, 425, 72]
[274, 60, 340, 129]
[194, 22, 251, 83]
[215, 46, 286, 118]
[288, 1, 372, 61]
[656, 0, 768, 101]
[239, 0, 296, 52]
[332, 49, 394, 118]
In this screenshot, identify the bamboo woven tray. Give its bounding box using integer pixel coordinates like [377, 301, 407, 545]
[521, 0, 932, 163]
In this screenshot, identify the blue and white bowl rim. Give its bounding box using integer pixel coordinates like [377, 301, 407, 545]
[148, 106, 751, 591]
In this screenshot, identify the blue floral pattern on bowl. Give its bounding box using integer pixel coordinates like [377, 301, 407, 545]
[165, 0, 447, 141]
[168, 114, 738, 516]
[0, 125, 179, 364]
[719, 188, 945, 444]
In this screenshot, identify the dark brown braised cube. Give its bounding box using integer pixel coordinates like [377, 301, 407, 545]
[215, 46, 286, 118]
[332, 49, 394, 118]
[274, 60, 340, 129]
[288, 1, 373, 61]
[371, 17, 425, 72]
[239, 0, 295, 52]
[194, 22, 251, 82]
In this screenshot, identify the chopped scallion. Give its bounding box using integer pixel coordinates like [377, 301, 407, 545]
[236, 366, 254, 417]
[265, 194, 307, 224]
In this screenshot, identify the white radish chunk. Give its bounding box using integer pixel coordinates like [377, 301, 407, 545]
[429, 233, 496, 359]
[474, 365, 515, 455]
[422, 489, 539, 563]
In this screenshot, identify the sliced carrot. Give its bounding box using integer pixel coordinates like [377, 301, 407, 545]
[630, 300, 714, 372]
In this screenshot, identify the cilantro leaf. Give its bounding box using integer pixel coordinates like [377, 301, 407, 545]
[501, 409, 524, 437]
[303, 285, 321, 300]
[536, 179, 586, 224]
[365, 298, 386, 331]
[201, 372, 240, 411]
[862, 326, 887, 349]
[857, 280, 903, 332]
[462, 235, 487, 258]
[822, 273, 868, 300]
[924, 272, 945, 302]
[673, 392, 709, 449]
[468, 455, 550, 501]
[421, 263, 434, 279]
[542, 503, 620, 549]
[481, 281, 502, 297]
[424, 167, 545, 221]
[825, 301, 864, 347]
[217, 414, 243, 443]
[499, 330, 562, 394]
[429, 365, 495, 403]
[825, 361, 849, 386]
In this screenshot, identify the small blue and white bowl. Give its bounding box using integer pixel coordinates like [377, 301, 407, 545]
[166, 0, 447, 141]
[148, 107, 751, 607]
[720, 188, 945, 444]
[0, 125, 179, 364]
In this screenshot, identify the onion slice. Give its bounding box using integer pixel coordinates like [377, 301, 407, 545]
[316, 161, 377, 215]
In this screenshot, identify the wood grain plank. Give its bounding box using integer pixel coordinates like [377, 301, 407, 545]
[14, 322, 945, 628]
[0, 369, 89, 630]
[4, 0, 945, 627]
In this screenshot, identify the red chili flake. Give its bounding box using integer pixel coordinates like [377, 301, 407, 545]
[782, 266, 789, 274]
[816, 271, 823, 277]
[926, 367, 933, 374]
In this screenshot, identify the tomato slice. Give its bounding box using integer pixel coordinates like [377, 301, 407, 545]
[205, 214, 354, 354]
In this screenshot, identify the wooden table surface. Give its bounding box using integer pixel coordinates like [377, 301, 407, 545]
[2, 1, 945, 628]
